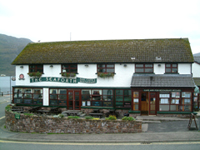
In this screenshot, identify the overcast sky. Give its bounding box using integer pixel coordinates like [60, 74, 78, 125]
[0, 0, 200, 54]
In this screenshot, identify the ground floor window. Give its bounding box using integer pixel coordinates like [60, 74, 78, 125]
[49, 89, 67, 106]
[159, 91, 191, 111]
[13, 88, 43, 105]
[81, 89, 113, 107]
[115, 89, 132, 108]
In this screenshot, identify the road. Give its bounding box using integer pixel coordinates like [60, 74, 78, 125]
[0, 141, 200, 150]
[0, 95, 10, 126]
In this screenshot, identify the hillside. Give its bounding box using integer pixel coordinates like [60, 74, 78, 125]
[194, 52, 200, 56]
[0, 34, 32, 76]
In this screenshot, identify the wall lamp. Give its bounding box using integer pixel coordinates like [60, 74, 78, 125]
[50, 65, 53, 68]
[124, 64, 127, 67]
[20, 65, 23, 68]
[158, 64, 161, 67]
[85, 64, 89, 67]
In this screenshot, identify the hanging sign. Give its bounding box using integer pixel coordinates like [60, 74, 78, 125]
[30, 77, 97, 84]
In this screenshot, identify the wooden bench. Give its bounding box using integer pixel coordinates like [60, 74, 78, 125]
[89, 113, 103, 118]
[29, 106, 41, 113]
[48, 107, 61, 114]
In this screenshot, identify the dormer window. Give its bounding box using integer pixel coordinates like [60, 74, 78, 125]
[62, 64, 77, 73]
[97, 64, 115, 73]
[29, 64, 43, 73]
[135, 64, 153, 73]
[165, 64, 178, 73]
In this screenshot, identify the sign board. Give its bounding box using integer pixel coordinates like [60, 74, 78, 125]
[30, 77, 97, 84]
[15, 114, 20, 119]
[124, 102, 131, 108]
[144, 89, 181, 92]
[103, 101, 112, 107]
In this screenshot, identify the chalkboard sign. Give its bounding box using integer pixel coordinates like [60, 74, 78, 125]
[103, 101, 112, 107]
[58, 100, 66, 106]
[92, 101, 102, 106]
[33, 99, 42, 104]
[124, 102, 131, 108]
[50, 100, 58, 105]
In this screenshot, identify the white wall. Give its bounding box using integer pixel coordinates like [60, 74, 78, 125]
[15, 63, 192, 87]
[192, 62, 200, 77]
[178, 64, 191, 74]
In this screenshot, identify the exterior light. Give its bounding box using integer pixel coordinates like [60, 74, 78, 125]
[85, 64, 88, 67]
[124, 64, 127, 67]
[158, 64, 161, 67]
[50, 65, 53, 68]
[20, 65, 23, 68]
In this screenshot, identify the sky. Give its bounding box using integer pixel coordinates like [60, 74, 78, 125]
[0, 0, 200, 54]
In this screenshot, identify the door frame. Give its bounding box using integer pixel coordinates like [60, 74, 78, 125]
[67, 89, 81, 110]
[149, 92, 157, 115]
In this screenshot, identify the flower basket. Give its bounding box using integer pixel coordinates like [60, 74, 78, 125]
[97, 72, 114, 78]
[61, 72, 76, 78]
[28, 72, 42, 78]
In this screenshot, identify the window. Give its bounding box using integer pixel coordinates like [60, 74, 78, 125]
[62, 64, 77, 73]
[115, 90, 132, 108]
[133, 92, 139, 110]
[13, 88, 43, 105]
[159, 92, 191, 112]
[165, 64, 178, 73]
[49, 89, 67, 106]
[135, 64, 153, 73]
[81, 89, 113, 107]
[97, 64, 115, 73]
[29, 64, 43, 73]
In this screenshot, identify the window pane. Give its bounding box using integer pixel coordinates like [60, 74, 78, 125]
[172, 64, 177, 67]
[171, 99, 180, 104]
[116, 90, 123, 95]
[98, 69, 106, 72]
[171, 92, 180, 98]
[172, 68, 177, 73]
[166, 64, 171, 67]
[135, 68, 144, 72]
[182, 92, 191, 98]
[145, 64, 153, 67]
[98, 64, 105, 67]
[107, 64, 114, 67]
[170, 105, 178, 111]
[159, 105, 169, 111]
[182, 99, 191, 104]
[116, 96, 123, 101]
[136, 64, 143, 67]
[145, 68, 153, 72]
[107, 69, 114, 72]
[166, 68, 171, 73]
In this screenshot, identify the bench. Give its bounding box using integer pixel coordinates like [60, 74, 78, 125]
[11, 106, 25, 113]
[89, 113, 103, 118]
[48, 107, 61, 114]
[29, 106, 41, 113]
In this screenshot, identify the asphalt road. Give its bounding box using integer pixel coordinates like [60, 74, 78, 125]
[0, 141, 200, 150]
[0, 95, 10, 126]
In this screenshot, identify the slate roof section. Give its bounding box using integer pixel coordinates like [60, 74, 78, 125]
[193, 78, 200, 86]
[131, 74, 195, 88]
[194, 56, 200, 64]
[12, 38, 193, 65]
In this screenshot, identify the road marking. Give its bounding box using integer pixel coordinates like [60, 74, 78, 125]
[0, 116, 5, 120]
[0, 140, 200, 145]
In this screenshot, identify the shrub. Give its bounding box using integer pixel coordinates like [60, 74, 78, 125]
[92, 118, 100, 120]
[68, 116, 80, 119]
[85, 116, 94, 120]
[105, 115, 117, 120]
[24, 113, 34, 116]
[122, 116, 135, 121]
[5, 105, 11, 111]
[58, 114, 64, 118]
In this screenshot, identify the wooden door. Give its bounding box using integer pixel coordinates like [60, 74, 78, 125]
[149, 92, 156, 115]
[67, 90, 81, 110]
[141, 92, 149, 115]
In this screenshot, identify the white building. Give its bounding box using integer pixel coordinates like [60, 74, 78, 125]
[12, 38, 195, 116]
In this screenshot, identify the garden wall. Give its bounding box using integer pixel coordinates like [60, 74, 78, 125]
[5, 111, 142, 134]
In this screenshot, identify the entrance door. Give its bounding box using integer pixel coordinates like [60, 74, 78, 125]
[149, 92, 156, 115]
[141, 92, 149, 115]
[67, 90, 81, 110]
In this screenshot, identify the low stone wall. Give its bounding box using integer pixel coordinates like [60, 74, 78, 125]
[5, 111, 142, 134]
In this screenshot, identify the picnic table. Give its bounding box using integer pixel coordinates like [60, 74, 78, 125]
[65, 110, 80, 116]
[36, 110, 50, 114]
[49, 107, 61, 114]
[11, 106, 25, 113]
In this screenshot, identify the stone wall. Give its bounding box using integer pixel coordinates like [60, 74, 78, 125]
[5, 111, 142, 134]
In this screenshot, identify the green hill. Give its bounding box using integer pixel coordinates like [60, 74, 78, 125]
[0, 33, 32, 76]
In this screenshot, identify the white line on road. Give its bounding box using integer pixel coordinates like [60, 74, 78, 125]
[0, 116, 5, 120]
[0, 140, 200, 145]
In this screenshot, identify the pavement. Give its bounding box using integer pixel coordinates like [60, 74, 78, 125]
[0, 95, 200, 143]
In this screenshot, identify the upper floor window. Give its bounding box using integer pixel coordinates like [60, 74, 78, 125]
[135, 64, 153, 73]
[97, 64, 115, 73]
[29, 64, 43, 73]
[165, 64, 178, 73]
[62, 64, 77, 73]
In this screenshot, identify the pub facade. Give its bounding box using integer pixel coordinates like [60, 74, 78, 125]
[12, 38, 195, 116]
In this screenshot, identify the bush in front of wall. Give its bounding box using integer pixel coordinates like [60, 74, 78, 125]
[105, 115, 117, 120]
[28, 72, 42, 78]
[5, 105, 11, 111]
[122, 116, 135, 121]
[61, 72, 76, 77]
[68, 116, 80, 119]
[97, 72, 114, 78]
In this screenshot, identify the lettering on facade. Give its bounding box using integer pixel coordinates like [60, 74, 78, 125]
[30, 77, 97, 84]
[143, 89, 181, 92]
